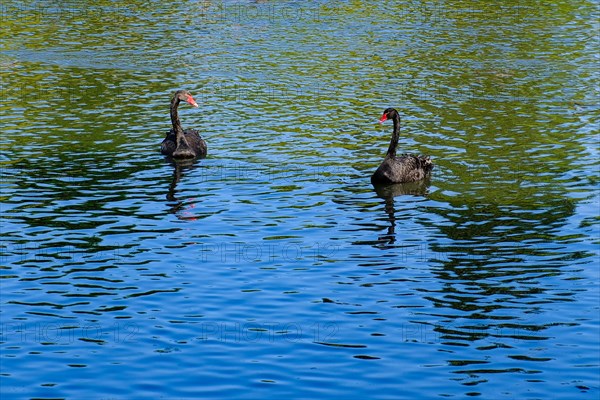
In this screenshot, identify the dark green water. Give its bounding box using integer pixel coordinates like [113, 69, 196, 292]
[1, 1, 599, 399]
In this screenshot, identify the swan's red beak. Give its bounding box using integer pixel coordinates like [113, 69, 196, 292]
[186, 95, 199, 108]
[379, 113, 388, 124]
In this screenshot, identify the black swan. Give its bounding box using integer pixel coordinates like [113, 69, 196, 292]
[160, 90, 207, 159]
[371, 108, 433, 184]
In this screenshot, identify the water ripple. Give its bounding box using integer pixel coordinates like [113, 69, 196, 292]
[1, 1, 598, 399]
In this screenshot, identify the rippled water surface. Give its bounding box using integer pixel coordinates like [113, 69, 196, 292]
[1, 1, 599, 399]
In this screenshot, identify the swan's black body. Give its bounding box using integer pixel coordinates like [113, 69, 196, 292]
[161, 90, 207, 159]
[371, 108, 433, 184]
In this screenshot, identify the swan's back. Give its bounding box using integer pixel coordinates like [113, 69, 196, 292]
[371, 154, 433, 184]
[161, 129, 207, 158]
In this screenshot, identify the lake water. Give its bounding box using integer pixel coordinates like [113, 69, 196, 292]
[1, 1, 599, 399]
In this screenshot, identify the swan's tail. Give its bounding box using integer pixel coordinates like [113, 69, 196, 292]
[401, 154, 433, 173]
[418, 155, 434, 173]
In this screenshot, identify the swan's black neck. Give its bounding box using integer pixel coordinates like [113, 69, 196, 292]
[170, 97, 183, 134]
[170, 96, 192, 151]
[386, 113, 400, 157]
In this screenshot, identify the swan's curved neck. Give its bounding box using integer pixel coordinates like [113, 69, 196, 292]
[386, 114, 400, 157]
[170, 97, 183, 134]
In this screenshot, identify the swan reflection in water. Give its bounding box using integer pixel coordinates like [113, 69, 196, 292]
[166, 158, 201, 221]
[372, 178, 430, 248]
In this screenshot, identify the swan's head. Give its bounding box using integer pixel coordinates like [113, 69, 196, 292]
[379, 108, 399, 124]
[174, 90, 199, 108]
